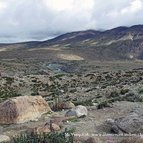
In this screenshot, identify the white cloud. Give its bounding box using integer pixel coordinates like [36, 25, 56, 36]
[0, 0, 143, 43]
[92, 0, 143, 29]
[43, 0, 94, 12]
[121, 0, 143, 14]
[43, 0, 74, 11]
[0, 0, 8, 12]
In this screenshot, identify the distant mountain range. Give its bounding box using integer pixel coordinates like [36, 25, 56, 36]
[0, 25, 143, 61]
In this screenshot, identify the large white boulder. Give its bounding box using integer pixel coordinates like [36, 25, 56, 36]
[65, 105, 88, 117]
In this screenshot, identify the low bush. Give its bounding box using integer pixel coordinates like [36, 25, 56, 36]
[13, 129, 74, 143]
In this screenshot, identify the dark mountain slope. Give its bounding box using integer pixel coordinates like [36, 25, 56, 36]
[0, 25, 143, 61]
[38, 30, 101, 47]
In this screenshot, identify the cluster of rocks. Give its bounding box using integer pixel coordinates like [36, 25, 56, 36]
[0, 96, 143, 143]
[1, 69, 143, 142]
[0, 95, 88, 142]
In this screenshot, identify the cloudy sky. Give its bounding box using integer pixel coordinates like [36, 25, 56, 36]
[0, 0, 143, 43]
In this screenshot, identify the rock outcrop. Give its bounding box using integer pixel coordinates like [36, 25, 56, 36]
[107, 107, 143, 134]
[0, 96, 51, 124]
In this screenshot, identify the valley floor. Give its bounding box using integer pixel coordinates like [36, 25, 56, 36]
[1, 59, 143, 142]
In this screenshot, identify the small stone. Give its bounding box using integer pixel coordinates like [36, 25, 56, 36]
[32, 122, 60, 135]
[92, 103, 97, 106]
[65, 105, 88, 118]
[50, 123, 61, 131]
[55, 101, 75, 110]
[106, 118, 115, 124]
[32, 125, 51, 135]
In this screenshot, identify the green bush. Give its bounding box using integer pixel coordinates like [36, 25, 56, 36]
[13, 129, 74, 143]
[120, 88, 129, 95]
[0, 86, 21, 102]
[138, 88, 143, 94]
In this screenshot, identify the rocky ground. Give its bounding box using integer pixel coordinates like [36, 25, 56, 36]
[1, 60, 143, 142]
[1, 101, 143, 143]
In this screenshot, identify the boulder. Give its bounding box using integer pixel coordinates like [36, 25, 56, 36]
[0, 96, 51, 124]
[50, 123, 61, 131]
[107, 107, 143, 134]
[55, 101, 75, 110]
[65, 105, 88, 118]
[32, 122, 60, 135]
[32, 125, 51, 135]
[0, 135, 10, 143]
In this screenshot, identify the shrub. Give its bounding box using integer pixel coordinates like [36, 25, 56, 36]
[138, 88, 143, 94]
[97, 100, 111, 109]
[13, 129, 74, 143]
[0, 86, 21, 102]
[120, 88, 129, 95]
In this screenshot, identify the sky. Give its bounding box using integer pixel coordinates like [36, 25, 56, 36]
[0, 0, 143, 43]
